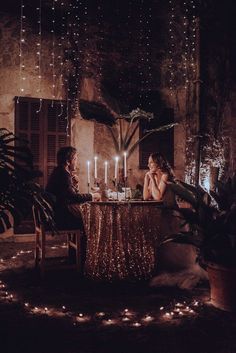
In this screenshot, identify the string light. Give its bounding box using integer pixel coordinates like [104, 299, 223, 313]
[18, 0, 26, 99]
[183, 1, 189, 89]
[57, 0, 66, 117]
[168, 0, 175, 95]
[51, 0, 56, 102]
[96, 3, 103, 101]
[36, 0, 42, 113]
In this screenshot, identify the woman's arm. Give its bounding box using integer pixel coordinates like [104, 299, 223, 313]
[143, 172, 152, 200]
[150, 173, 169, 201]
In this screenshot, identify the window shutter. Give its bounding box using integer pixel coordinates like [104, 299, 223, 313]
[45, 102, 69, 184]
[15, 98, 70, 234]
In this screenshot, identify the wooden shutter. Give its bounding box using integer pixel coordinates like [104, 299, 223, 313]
[45, 101, 69, 184]
[14, 97, 70, 234]
[139, 108, 174, 169]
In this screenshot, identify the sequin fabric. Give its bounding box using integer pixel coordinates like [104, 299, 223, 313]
[79, 201, 172, 281]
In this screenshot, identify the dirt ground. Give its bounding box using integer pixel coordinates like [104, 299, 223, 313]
[0, 240, 236, 353]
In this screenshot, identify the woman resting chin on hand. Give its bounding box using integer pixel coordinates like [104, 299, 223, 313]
[143, 153, 174, 203]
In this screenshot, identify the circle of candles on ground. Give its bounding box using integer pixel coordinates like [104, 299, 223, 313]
[103, 319, 116, 325]
[133, 322, 141, 327]
[143, 315, 154, 322]
[96, 312, 105, 317]
[122, 317, 130, 322]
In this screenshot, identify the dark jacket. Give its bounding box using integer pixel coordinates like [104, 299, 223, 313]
[46, 166, 92, 230]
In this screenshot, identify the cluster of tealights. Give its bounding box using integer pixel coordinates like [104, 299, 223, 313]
[0, 248, 201, 328]
[21, 303, 200, 327]
[86, 153, 128, 187]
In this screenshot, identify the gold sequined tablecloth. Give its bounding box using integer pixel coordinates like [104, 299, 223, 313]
[78, 201, 174, 281]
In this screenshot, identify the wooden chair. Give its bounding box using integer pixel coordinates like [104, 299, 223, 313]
[32, 206, 82, 278]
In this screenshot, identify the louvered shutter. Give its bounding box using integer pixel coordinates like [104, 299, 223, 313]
[45, 101, 69, 183]
[15, 98, 70, 234]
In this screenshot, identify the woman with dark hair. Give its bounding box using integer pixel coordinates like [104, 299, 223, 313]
[143, 152, 175, 206]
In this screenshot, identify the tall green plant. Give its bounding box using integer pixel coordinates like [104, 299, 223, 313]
[163, 176, 236, 267]
[0, 128, 55, 233]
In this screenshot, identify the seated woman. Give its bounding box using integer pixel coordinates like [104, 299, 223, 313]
[143, 153, 200, 281]
[143, 152, 176, 206]
[46, 146, 101, 231]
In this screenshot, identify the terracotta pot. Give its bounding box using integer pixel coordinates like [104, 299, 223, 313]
[207, 262, 236, 312]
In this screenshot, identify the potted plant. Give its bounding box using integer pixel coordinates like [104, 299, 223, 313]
[0, 128, 55, 234]
[163, 175, 236, 311]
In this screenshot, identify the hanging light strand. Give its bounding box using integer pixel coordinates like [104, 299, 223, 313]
[137, 0, 145, 103]
[18, 0, 26, 100]
[96, 3, 103, 101]
[183, 1, 189, 89]
[190, 0, 197, 79]
[64, 3, 73, 136]
[36, 0, 42, 113]
[70, 1, 79, 113]
[168, 0, 175, 95]
[57, 0, 66, 117]
[51, 0, 56, 104]
[144, 5, 152, 107]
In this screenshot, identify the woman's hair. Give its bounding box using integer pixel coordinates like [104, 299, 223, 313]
[150, 152, 175, 180]
[57, 146, 77, 166]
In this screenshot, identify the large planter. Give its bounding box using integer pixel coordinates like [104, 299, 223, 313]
[207, 262, 236, 312]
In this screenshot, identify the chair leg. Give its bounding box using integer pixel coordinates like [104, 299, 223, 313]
[34, 231, 40, 268]
[67, 231, 83, 274]
[40, 229, 46, 278]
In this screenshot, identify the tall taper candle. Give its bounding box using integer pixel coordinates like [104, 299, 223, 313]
[124, 151, 127, 178]
[94, 156, 98, 179]
[114, 156, 119, 180]
[87, 160, 90, 184]
[104, 161, 108, 185]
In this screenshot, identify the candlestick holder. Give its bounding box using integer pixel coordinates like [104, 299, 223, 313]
[124, 177, 128, 200]
[94, 178, 99, 188]
[115, 179, 119, 200]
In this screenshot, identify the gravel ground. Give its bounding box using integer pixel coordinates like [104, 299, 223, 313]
[0, 241, 236, 353]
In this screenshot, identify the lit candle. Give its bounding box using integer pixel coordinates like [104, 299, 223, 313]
[94, 156, 98, 179]
[87, 161, 90, 184]
[104, 161, 108, 185]
[124, 151, 127, 178]
[114, 156, 119, 180]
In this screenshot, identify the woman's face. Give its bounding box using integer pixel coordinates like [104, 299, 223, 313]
[148, 156, 159, 173]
